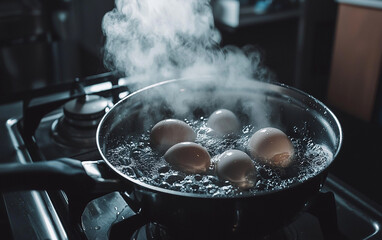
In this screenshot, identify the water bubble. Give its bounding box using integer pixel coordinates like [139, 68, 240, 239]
[159, 182, 171, 189]
[158, 166, 170, 173]
[121, 166, 136, 177]
[190, 184, 199, 191]
[166, 174, 184, 184]
[194, 174, 203, 181]
[242, 126, 250, 134]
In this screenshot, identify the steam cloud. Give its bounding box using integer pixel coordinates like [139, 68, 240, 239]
[102, 0, 272, 86]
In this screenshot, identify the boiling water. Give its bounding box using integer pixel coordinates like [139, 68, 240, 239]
[106, 118, 333, 197]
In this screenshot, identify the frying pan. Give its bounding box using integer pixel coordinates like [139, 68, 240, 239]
[0, 77, 342, 239]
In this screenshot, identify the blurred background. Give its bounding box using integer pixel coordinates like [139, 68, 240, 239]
[1, 0, 382, 214]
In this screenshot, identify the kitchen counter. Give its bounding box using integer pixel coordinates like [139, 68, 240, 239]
[336, 0, 382, 9]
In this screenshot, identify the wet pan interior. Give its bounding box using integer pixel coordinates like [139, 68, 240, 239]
[97, 77, 342, 198]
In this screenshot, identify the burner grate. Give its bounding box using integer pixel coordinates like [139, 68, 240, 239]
[78, 174, 382, 240]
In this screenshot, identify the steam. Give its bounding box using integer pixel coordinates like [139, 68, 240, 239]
[102, 0, 271, 85]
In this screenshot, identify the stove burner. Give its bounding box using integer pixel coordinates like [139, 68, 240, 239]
[130, 223, 171, 240]
[64, 95, 111, 127]
[51, 95, 112, 147]
[126, 220, 308, 240]
[107, 193, 339, 240]
[120, 212, 326, 240]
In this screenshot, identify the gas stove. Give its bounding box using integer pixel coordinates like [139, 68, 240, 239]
[1, 72, 382, 240]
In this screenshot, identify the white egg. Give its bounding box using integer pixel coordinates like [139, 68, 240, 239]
[164, 142, 211, 174]
[150, 119, 196, 153]
[247, 127, 294, 168]
[215, 149, 256, 189]
[207, 109, 240, 136]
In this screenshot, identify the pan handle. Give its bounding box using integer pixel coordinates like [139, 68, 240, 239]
[0, 158, 126, 225]
[0, 158, 122, 193]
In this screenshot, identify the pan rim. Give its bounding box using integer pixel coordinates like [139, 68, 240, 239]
[96, 76, 343, 199]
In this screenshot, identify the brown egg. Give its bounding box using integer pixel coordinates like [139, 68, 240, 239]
[215, 149, 256, 189]
[207, 109, 240, 136]
[164, 142, 211, 174]
[150, 119, 196, 153]
[247, 127, 294, 168]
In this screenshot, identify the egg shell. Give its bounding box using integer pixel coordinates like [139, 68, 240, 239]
[248, 127, 294, 168]
[207, 109, 240, 136]
[164, 142, 211, 174]
[215, 149, 256, 189]
[150, 119, 196, 153]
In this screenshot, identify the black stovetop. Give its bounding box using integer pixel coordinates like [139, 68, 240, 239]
[1, 76, 382, 240]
